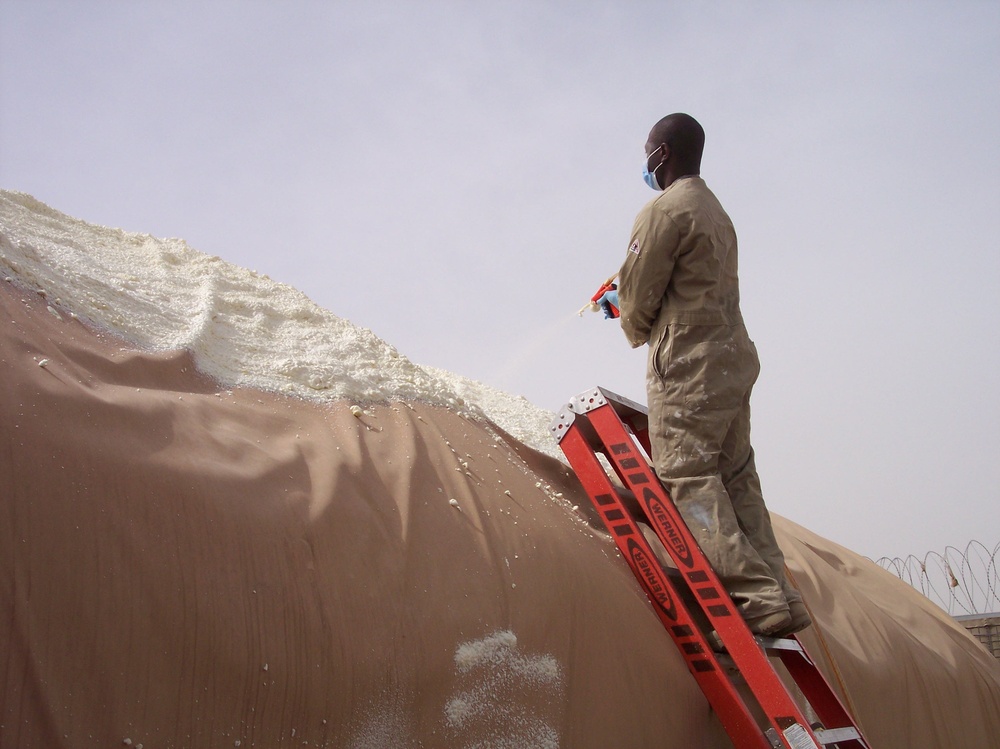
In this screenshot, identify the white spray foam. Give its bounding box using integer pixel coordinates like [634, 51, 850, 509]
[445, 630, 563, 748]
[0, 190, 562, 459]
[348, 692, 421, 749]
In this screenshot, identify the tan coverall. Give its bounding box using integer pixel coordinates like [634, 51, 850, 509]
[617, 176, 800, 623]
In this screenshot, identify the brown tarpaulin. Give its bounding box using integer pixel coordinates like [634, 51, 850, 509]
[2, 280, 999, 748]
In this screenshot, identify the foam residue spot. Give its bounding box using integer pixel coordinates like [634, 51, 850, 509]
[444, 630, 564, 748]
[348, 691, 420, 749]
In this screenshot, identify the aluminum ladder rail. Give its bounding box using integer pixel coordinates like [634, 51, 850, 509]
[551, 387, 870, 749]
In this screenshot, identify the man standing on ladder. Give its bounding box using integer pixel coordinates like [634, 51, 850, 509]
[604, 113, 811, 638]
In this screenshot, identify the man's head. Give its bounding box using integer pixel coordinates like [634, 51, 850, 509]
[644, 113, 705, 191]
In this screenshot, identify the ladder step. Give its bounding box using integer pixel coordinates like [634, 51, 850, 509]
[815, 726, 864, 746]
[757, 636, 806, 653]
[764, 724, 865, 749]
[709, 635, 804, 656]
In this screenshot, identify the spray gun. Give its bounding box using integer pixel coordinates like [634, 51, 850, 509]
[577, 274, 620, 318]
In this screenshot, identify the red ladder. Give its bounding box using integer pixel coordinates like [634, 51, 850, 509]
[551, 387, 870, 749]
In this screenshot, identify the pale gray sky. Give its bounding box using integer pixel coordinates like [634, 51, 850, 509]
[2, 1, 998, 560]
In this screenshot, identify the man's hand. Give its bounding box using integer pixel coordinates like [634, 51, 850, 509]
[598, 289, 620, 319]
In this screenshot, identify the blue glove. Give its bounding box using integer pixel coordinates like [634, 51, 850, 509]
[598, 289, 619, 319]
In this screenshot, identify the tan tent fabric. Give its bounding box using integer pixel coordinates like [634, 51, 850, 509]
[778, 518, 1000, 746]
[2, 279, 999, 748]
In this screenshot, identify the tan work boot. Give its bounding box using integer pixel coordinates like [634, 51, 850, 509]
[706, 608, 791, 652]
[745, 608, 793, 637]
[773, 600, 812, 637]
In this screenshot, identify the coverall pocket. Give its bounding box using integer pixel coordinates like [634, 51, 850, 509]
[652, 324, 757, 410]
[650, 325, 673, 381]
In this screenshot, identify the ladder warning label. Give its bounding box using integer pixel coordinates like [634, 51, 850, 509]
[782, 723, 820, 749]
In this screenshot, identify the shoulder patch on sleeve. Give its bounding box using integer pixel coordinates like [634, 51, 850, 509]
[628, 240, 640, 255]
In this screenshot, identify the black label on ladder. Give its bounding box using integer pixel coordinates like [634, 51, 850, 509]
[639, 487, 693, 567]
[626, 538, 677, 620]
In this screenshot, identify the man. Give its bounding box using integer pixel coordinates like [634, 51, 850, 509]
[611, 113, 810, 637]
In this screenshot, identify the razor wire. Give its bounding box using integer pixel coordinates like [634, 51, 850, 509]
[874, 540, 1000, 616]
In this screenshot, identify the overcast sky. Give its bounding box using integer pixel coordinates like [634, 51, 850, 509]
[2, 1, 998, 562]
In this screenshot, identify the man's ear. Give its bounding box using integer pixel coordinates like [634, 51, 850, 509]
[659, 143, 670, 162]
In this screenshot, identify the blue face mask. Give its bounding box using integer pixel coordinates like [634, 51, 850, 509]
[642, 145, 664, 191]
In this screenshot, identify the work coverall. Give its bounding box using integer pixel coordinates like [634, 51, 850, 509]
[617, 176, 800, 623]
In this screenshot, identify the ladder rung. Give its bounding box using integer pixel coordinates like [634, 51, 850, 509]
[757, 636, 805, 653]
[707, 636, 805, 656]
[815, 726, 864, 745]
